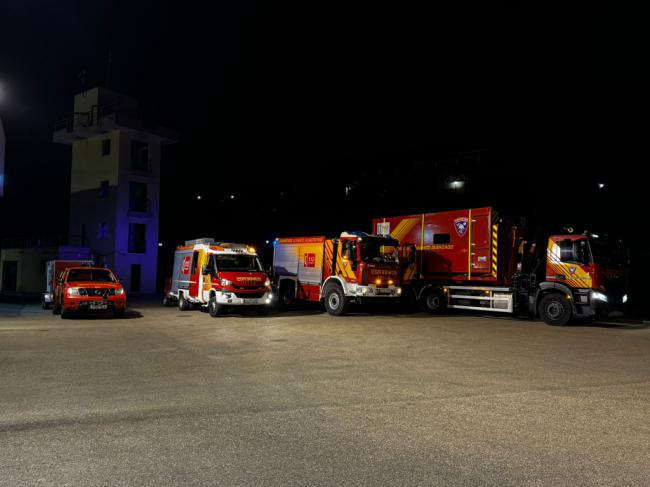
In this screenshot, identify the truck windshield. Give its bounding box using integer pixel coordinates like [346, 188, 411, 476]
[215, 254, 263, 272]
[67, 269, 116, 282]
[360, 238, 399, 264]
[589, 238, 629, 268]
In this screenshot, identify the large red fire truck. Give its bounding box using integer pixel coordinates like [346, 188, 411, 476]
[372, 208, 629, 325]
[272, 232, 402, 315]
[167, 238, 272, 317]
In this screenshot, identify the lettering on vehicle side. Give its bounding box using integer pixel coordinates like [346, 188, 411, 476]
[237, 277, 262, 282]
[370, 269, 398, 276]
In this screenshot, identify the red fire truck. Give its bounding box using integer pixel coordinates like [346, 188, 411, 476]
[372, 208, 629, 325]
[272, 232, 402, 315]
[168, 238, 272, 317]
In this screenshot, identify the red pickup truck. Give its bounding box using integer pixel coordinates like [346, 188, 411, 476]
[52, 266, 127, 318]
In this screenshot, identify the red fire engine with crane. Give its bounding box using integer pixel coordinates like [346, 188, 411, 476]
[167, 238, 273, 317]
[272, 232, 402, 315]
[372, 207, 629, 325]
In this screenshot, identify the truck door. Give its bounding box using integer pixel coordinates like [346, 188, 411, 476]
[189, 251, 200, 298]
[471, 212, 491, 274]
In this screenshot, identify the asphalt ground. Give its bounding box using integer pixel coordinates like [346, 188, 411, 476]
[1, 301, 649, 486]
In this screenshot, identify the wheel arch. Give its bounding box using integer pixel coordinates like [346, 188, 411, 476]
[535, 282, 578, 317]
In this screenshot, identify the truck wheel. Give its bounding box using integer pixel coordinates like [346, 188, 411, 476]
[208, 295, 222, 317]
[53, 299, 61, 315]
[279, 284, 295, 308]
[324, 284, 350, 316]
[539, 294, 573, 326]
[163, 295, 173, 307]
[420, 288, 445, 314]
[178, 292, 190, 311]
[42, 296, 51, 310]
[61, 307, 72, 319]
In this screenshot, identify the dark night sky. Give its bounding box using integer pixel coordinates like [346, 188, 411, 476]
[0, 2, 648, 276]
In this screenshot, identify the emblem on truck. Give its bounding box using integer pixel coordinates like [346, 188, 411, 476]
[304, 253, 316, 268]
[454, 217, 469, 237]
[182, 256, 191, 274]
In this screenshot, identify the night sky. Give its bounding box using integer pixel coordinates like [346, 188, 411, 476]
[1, 3, 648, 305]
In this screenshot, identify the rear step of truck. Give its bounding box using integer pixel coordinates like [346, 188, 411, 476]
[446, 286, 514, 313]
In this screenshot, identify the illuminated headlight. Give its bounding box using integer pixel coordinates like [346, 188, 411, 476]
[67, 287, 80, 296]
[361, 287, 370, 295]
[268, 293, 273, 300]
[622, 294, 628, 304]
[388, 279, 394, 286]
[264, 279, 271, 287]
[265, 298, 272, 304]
[115, 288, 125, 295]
[396, 287, 402, 296]
[220, 278, 232, 286]
[591, 291, 608, 302]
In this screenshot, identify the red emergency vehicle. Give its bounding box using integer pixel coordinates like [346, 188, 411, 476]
[167, 239, 272, 317]
[41, 259, 94, 309]
[272, 232, 402, 315]
[372, 207, 629, 325]
[52, 266, 126, 318]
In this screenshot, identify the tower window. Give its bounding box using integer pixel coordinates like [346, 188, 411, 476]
[97, 222, 109, 240]
[131, 140, 149, 171]
[102, 139, 111, 156]
[129, 182, 148, 212]
[128, 223, 146, 253]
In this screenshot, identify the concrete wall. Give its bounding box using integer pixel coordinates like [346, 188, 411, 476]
[0, 247, 56, 293]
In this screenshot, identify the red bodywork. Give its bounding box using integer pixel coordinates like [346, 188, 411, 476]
[49, 260, 94, 299]
[274, 235, 400, 302]
[372, 207, 507, 285]
[55, 266, 126, 313]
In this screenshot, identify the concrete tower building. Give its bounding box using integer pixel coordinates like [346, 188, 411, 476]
[53, 87, 177, 293]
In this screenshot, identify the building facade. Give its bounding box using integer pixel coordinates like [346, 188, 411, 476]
[0, 115, 5, 197]
[53, 87, 176, 293]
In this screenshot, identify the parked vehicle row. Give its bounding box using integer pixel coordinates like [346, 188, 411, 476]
[42, 206, 630, 325]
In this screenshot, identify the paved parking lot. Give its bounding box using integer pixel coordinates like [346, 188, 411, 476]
[1, 301, 649, 486]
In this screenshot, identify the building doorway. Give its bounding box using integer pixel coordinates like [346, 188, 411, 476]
[130, 264, 141, 293]
[2, 261, 18, 291]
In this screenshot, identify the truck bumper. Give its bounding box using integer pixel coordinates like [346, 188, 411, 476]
[215, 291, 273, 306]
[575, 290, 627, 320]
[64, 297, 127, 312]
[347, 284, 402, 298]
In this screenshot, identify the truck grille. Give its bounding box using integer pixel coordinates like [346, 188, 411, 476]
[233, 291, 265, 299]
[80, 288, 114, 297]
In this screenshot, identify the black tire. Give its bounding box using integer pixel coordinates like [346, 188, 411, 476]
[419, 287, 445, 314]
[279, 283, 295, 308]
[539, 293, 573, 326]
[52, 299, 62, 315]
[323, 284, 350, 316]
[178, 292, 190, 311]
[114, 309, 125, 319]
[208, 295, 222, 317]
[162, 295, 173, 307]
[60, 307, 72, 319]
[42, 297, 52, 310]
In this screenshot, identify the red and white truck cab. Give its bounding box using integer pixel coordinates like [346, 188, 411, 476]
[167, 238, 272, 317]
[272, 232, 402, 315]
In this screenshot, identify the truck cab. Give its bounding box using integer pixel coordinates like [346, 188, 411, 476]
[538, 234, 629, 324]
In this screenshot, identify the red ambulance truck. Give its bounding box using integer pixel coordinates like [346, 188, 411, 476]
[272, 232, 402, 315]
[372, 208, 629, 325]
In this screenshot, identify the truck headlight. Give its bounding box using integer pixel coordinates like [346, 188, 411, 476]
[220, 278, 232, 287]
[115, 288, 125, 295]
[622, 294, 628, 304]
[396, 287, 402, 295]
[67, 287, 80, 296]
[361, 287, 370, 295]
[591, 291, 608, 302]
[264, 279, 271, 287]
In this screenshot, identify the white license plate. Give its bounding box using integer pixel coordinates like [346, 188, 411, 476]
[89, 301, 108, 310]
[243, 299, 258, 304]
